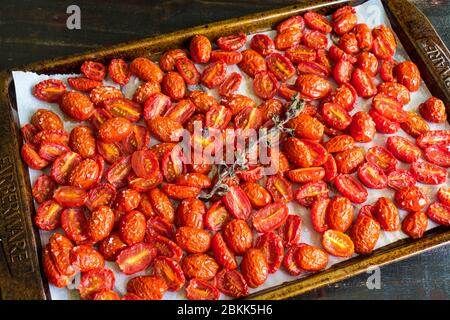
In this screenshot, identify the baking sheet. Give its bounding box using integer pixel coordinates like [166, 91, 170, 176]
[12, 0, 449, 300]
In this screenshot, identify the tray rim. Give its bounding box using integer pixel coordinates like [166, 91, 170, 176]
[0, 0, 449, 300]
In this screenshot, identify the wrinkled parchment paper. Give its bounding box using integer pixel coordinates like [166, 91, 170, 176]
[12, 0, 449, 300]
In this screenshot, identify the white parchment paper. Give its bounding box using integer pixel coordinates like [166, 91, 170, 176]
[12, 0, 449, 300]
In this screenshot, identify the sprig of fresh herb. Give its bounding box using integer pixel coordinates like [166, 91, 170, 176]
[199, 94, 305, 200]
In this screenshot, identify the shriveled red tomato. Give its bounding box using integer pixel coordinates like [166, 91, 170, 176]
[81, 61, 106, 81]
[350, 213, 380, 254]
[287, 167, 325, 184]
[185, 279, 219, 300]
[190, 35, 212, 63]
[21, 143, 49, 170]
[88, 206, 115, 241]
[214, 269, 248, 298]
[53, 186, 87, 208]
[175, 226, 211, 254]
[323, 154, 338, 182]
[352, 68, 377, 98]
[369, 109, 400, 134]
[297, 60, 330, 77]
[334, 147, 365, 174]
[328, 83, 357, 111]
[304, 11, 332, 33]
[104, 98, 142, 123]
[70, 245, 104, 272]
[417, 130, 450, 149]
[380, 59, 396, 82]
[395, 186, 429, 212]
[410, 161, 448, 185]
[402, 211, 428, 239]
[386, 135, 421, 163]
[175, 198, 205, 229]
[419, 97, 447, 123]
[395, 61, 421, 92]
[250, 34, 275, 56]
[146, 235, 182, 262]
[286, 45, 316, 63]
[339, 33, 360, 55]
[357, 52, 378, 77]
[283, 244, 303, 276]
[182, 253, 218, 282]
[322, 230, 354, 258]
[175, 57, 200, 85]
[332, 5, 357, 35]
[354, 23, 373, 51]
[42, 245, 70, 288]
[321, 102, 352, 131]
[372, 25, 397, 60]
[311, 197, 329, 233]
[210, 232, 237, 270]
[32, 175, 56, 204]
[424, 146, 450, 168]
[349, 112, 376, 143]
[105, 156, 132, 188]
[79, 269, 115, 300]
[240, 248, 269, 288]
[274, 29, 302, 51]
[277, 214, 302, 246]
[295, 244, 328, 271]
[333, 59, 353, 84]
[253, 71, 278, 100]
[427, 202, 450, 226]
[218, 72, 242, 97]
[358, 162, 388, 189]
[201, 60, 227, 89]
[372, 94, 407, 123]
[34, 79, 66, 102]
[266, 53, 296, 81]
[265, 174, 293, 203]
[329, 45, 357, 64]
[303, 31, 328, 50]
[252, 202, 288, 233]
[295, 181, 329, 207]
[326, 196, 354, 232]
[210, 50, 243, 64]
[295, 74, 332, 100]
[334, 174, 368, 204]
[109, 59, 131, 85]
[387, 169, 416, 191]
[222, 185, 252, 220]
[159, 49, 187, 72]
[378, 82, 410, 105]
[126, 275, 168, 300]
[146, 216, 176, 240]
[67, 77, 102, 92]
[239, 49, 267, 77]
[366, 146, 397, 173]
[401, 111, 430, 138]
[35, 200, 63, 231]
[216, 33, 246, 51]
[374, 197, 400, 231]
[61, 207, 90, 244]
[153, 256, 186, 291]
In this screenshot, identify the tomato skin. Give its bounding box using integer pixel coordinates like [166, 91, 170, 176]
[372, 93, 407, 123]
[159, 49, 187, 72]
[211, 232, 237, 270]
[373, 197, 400, 231]
[266, 53, 296, 81]
[222, 185, 252, 220]
[366, 146, 397, 173]
[250, 34, 275, 56]
[241, 182, 272, 209]
[419, 97, 447, 123]
[31, 109, 63, 132]
[401, 111, 430, 138]
[153, 256, 186, 291]
[147, 116, 183, 143]
[252, 202, 288, 233]
[332, 5, 357, 35]
[175, 226, 211, 254]
[357, 52, 378, 77]
[48, 233, 75, 277]
[351, 68, 377, 98]
[329, 45, 357, 64]
[69, 126, 96, 159]
[295, 74, 332, 100]
[119, 210, 146, 245]
[145, 235, 183, 262]
[395, 186, 429, 212]
[349, 112, 376, 143]
[88, 206, 115, 242]
[68, 77, 102, 92]
[253, 71, 278, 99]
[287, 114, 324, 141]
[148, 187, 175, 223]
[323, 154, 338, 182]
[42, 245, 70, 288]
[386, 136, 421, 163]
[286, 45, 316, 64]
[255, 232, 284, 273]
[410, 161, 448, 185]
[210, 50, 243, 65]
[221, 93, 256, 115]
[427, 202, 450, 226]
[304, 11, 332, 33]
[380, 59, 396, 82]
[334, 147, 365, 174]
[265, 174, 293, 203]
[81, 61, 106, 81]
[239, 49, 267, 77]
[295, 244, 328, 271]
[326, 196, 354, 232]
[358, 162, 388, 189]
[395, 61, 421, 92]
[426, 146, 450, 168]
[32, 175, 56, 204]
[175, 198, 205, 229]
[126, 275, 168, 300]
[34, 79, 67, 103]
[97, 232, 127, 261]
[241, 248, 269, 288]
[175, 57, 200, 85]
[402, 211, 428, 239]
[334, 174, 368, 204]
[21, 143, 49, 170]
[161, 71, 186, 101]
[303, 31, 328, 50]
[372, 25, 397, 60]
[182, 254, 219, 281]
[35, 200, 63, 231]
[223, 219, 253, 256]
[53, 186, 87, 208]
[216, 33, 247, 51]
[350, 213, 380, 254]
[287, 167, 325, 184]
[416, 130, 450, 149]
[186, 279, 219, 300]
[274, 29, 302, 51]
[355, 23, 373, 51]
[214, 269, 249, 298]
[130, 57, 163, 83]
[328, 83, 357, 111]
[322, 229, 354, 257]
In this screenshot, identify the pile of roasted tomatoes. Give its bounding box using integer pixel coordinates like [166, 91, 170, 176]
[21, 5, 449, 300]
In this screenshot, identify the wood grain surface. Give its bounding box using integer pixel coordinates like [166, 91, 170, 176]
[0, 0, 448, 300]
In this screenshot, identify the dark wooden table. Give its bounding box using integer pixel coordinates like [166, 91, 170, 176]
[0, 0, 449, 300]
